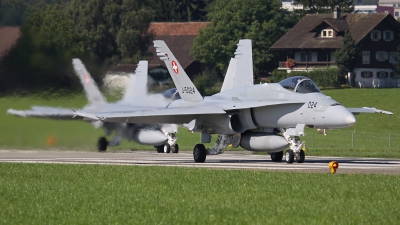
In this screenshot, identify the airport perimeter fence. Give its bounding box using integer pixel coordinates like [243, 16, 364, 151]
[302, 130, 400, 150]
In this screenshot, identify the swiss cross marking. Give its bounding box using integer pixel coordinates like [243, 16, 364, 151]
[171, 60, 179, 74]
[84, 74, 91, 85]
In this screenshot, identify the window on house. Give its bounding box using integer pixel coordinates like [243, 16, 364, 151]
[361, 71, 373, 78]
[331, 51, 335, 62]
[396, 12, 399, 17]
[389, 52, 398, 63]
[300, 52, 307, 62]
[377, 71, 388, 79]
[390, 72, 400, 78]
[321, 29, 334, 37]
[383, 30, 393, 41]
[371, 30, 381, 41]
[308, 52, 317, 62]
[362, 51, 370, 64]
[376, 51, 388, 61]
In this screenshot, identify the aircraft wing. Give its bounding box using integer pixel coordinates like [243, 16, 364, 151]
[347, 107, 393, 115]
[74, 106, 227, 124]
[74, 100, 306, 124]
[217, 99, 305, 111]
[7, 106, 75, 119]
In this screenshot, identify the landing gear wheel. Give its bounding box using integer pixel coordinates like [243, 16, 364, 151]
[156, 145, 164, 153]
[296, 150, 305, 163]
[97, 137, 108, 152]
[164, 143, 171, 153]
[172, 144, 179, 153]
[193, 144, 206, 163]
[285, 150, 294, 164]
[270, 151, 283, 162]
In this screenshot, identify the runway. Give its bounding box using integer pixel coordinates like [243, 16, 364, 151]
[0, 150, 399, 174]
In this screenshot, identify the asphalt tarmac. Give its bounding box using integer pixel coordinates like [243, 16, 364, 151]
[0, 150, 399, 174]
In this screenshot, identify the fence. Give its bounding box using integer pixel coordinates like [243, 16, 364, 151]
[302, 130, 400, 150]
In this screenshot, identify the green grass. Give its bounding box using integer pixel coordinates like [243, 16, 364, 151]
[0, 163, 399, 224]
[1, 88, 400, 157]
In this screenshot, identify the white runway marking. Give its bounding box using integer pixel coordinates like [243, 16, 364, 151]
[0, 150, 399, 174]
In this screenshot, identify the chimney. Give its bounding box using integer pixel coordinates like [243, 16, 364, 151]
[334, 5, 341, 19]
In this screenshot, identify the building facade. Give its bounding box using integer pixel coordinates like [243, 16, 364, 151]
[270, 11, 400, 88]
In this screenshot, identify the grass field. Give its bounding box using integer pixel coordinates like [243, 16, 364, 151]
[0, 163, 399, 224]
[1, 88, 399, 157]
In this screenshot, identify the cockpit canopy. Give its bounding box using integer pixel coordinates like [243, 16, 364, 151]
[278, 76, 321, 93]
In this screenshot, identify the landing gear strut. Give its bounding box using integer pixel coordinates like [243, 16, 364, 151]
[279, 128, 306, 164]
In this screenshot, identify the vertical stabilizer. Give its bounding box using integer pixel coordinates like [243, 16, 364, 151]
[154, 40, 203, 102]
[122, 61, 148, 103]
[72, 59, 107, 106]
[220, 58, 237, 92]
[220, 39, 254, 92]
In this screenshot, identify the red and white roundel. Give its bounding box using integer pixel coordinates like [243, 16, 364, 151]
[171, 60, 179, 74]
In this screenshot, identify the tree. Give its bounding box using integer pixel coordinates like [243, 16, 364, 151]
[0, 0, 70, 26]
[334, 31, 359, 84]
[191, 0, 299, 79]
[152, 0, 213, 22]
[1, 5, 87, 91]
[67, 0, 154, 65]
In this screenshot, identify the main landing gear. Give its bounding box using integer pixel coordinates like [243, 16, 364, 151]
[156, 143, 179, 153]
[192, 134, 240, 163]
[270, 151, 284, 162]
[279, 128, 306, 164]
[97, 137, 108, 152]
[156, 132, 179, 153]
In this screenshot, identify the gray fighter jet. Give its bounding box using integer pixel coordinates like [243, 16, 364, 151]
[8, 59, 179, 153]
[73, 40, 392, 163]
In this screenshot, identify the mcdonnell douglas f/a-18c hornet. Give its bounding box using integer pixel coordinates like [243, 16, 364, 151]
[74, 39, 392, 163]
[8, 59, 179, 153]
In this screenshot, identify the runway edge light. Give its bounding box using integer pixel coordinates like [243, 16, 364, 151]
[328, 161, 339, 174]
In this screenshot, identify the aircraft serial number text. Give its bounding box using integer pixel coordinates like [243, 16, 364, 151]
[308, 101, 317, 109]
[182, 87, 196, 94]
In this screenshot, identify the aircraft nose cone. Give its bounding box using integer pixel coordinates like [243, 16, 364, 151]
[346, 114, 356, 125]
[323, 105, 357, 129]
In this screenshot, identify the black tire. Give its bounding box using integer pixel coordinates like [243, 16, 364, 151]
[285, 150, 294, 164]
[270, 151, 283, 162]
[172, 144, 179, 153]
[297, 150, 305, 163]
[156, 145, 164, 153]
[97, 137, 108, 152]
[193, 144, 206, 163]
[164, 143, 171, 153]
